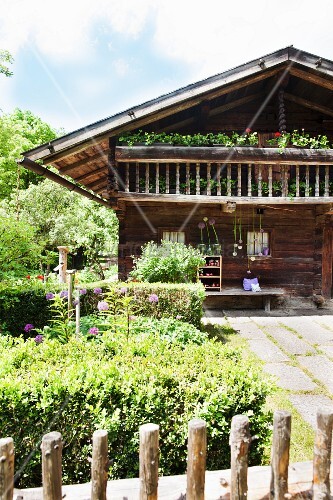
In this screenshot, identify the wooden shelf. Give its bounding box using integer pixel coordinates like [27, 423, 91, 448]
[199, 256, 222, 292]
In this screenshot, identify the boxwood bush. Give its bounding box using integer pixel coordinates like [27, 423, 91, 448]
[0, 333, 273, 488]
[0, 281, 205, 335]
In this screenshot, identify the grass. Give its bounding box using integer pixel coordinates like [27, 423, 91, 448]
[202, 319, 316, 464]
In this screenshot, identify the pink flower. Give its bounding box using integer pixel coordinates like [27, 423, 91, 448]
[148, 294, 159, 303]
[89, 327, 99, 335]
[97, 301, 109, 311]
[198, 222, 205, 229]
[245, 128, 251, 134]
[208, 218, 215, 225]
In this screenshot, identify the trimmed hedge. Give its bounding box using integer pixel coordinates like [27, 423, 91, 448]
[0, 333, 273, 488]
[0, 281, 205, 335]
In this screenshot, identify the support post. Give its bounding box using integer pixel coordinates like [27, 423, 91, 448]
[91, 430, 108, 500]
[57, 246, 69, 283]
[313, 408, 333, 500]
[187, 419, 207, 500]
[66, 270, 76, 319]
[139, 423, 159, 500]
[42, 432, 62, 500]
[0, 437, 14, 500]
[270, 410, 291, 500]
[229, 415, 250, 500]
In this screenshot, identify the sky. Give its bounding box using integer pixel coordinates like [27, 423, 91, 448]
[1, 0, 333, 134]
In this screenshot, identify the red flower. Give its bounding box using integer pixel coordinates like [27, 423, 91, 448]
[245, 128, 251, 134]
[274, 132, 281, 137]
[26, 275, 31, 279]
[36, 275, 44, 280]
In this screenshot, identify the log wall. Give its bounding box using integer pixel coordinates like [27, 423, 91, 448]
[118, 201, 332, 300]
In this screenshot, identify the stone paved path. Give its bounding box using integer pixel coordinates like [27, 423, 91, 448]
[203, 309, 333, 430]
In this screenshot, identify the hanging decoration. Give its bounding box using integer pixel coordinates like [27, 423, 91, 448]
[232, 210, 238, 256]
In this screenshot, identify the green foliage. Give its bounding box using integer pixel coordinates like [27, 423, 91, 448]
[266, 130, 331, 149]
[0, 213, 42, 277]
[0, 281, 204, 335]
[40, 294, 75, 343]
[0, 49, 14, 77]
[0, 334, 273, 488]
[130, 241, 205, 284]
[118, 130, 259, 147]
[0, 109, 58, 199]
[2, 179, 118, 277]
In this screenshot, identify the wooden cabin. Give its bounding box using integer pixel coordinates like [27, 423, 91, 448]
[22, 46, 333, 307]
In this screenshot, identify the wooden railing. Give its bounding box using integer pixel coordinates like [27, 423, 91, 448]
[115, 147, 333, 200]
[1, 408, 332, 499]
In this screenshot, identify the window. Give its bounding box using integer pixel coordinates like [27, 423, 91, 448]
[162, 231, 185, 243]
[247, 231, 270, 256]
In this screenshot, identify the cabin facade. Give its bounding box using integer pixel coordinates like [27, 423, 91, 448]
[22, 47, 333, 307]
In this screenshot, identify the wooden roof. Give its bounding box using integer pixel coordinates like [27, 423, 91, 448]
[21, 46, 333, 202]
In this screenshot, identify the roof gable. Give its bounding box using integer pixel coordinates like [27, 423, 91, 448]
[24, 46, 333, 163]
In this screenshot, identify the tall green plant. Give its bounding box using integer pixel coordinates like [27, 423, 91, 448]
[130, 241, 205, 283]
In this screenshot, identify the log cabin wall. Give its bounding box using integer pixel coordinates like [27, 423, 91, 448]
[117, 201, 328, 300]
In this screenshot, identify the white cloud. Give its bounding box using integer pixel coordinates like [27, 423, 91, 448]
[112, 58, 130, 77]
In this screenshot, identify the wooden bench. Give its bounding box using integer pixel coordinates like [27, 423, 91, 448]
[205, 287, 285, 312]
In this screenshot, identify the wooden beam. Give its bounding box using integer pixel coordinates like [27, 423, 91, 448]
[116, 146, 333, 165]
[285, 92, 333, 118]
[116, 191, 332, 205]
[209, 93, 262, 116]
[57, 151, 108, 174]
[289, 67, 333, 91]
[73, 165, 107, 183]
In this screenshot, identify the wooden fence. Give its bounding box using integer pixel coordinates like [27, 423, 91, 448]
[1, 409, 332, 499]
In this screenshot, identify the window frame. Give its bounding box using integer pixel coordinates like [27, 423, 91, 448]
[246, 228, 273, 257]
[158, 228, 188, 244]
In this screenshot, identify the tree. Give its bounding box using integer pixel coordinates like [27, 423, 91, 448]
[0, 109, 58, 199]
[0, 49, 13, 77]
[5, 179, 118, 277]
[0, 211, 42, 277]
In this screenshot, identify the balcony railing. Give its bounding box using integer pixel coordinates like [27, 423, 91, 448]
[115, 146, 333, 201]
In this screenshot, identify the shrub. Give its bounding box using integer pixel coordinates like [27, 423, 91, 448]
[130, 241, 205, 283]
[0, 334, 273, 488]
[0, 281, 205, 335]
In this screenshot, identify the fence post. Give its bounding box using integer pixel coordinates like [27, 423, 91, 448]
[229, 415, 250, 500]
[313, 408, 333, 500]
[0, 437, 14, 500]
[270, 410, 291, 500]
[42, 432, 62, 500]
[91, 430, 108, 500]
[139, 423, 159, 500]
[187, 418, 207, 500]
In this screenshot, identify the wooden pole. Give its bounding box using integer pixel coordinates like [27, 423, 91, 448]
[91, 430, 108, 500]
[186, 418, 207, 500]
[0, 437, 14, 500]
[57, 246, 68, 283]
[313, 408, 333, 500]
[229, 415, 250, 500]
[42, 432, 62, 500]
[66, 270, 76, 319]
[270, 410, 291, 500]
[139, 423, 159, 500]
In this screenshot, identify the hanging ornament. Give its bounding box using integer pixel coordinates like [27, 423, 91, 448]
[233, 209, 238, 256]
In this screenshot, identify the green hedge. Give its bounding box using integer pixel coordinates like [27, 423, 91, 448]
[0, 333, 273, 488]
[0, 281, 205, 335]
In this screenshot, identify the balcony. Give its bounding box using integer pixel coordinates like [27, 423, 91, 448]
[115, 146, 333, 203]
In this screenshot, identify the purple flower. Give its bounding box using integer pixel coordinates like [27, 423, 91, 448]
[93, 287, 102, 295]
[208, 218, 215, 225]
[88, 327, 99, 335]
[97, 301, 109, 311]
[45, 292, 54, 300]
[34, 334, 44, 344]
[24, 324, 34, 333]
[119, 286, 128, 294]
[59, 290, 68, 299]
[198, 222, 205, 229]
[79, 288, 87, 295]
[148, 294, 159, 303]
[72, 299, 79, 306]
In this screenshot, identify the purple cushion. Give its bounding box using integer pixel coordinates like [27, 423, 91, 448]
[243, 277, 259, 291]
